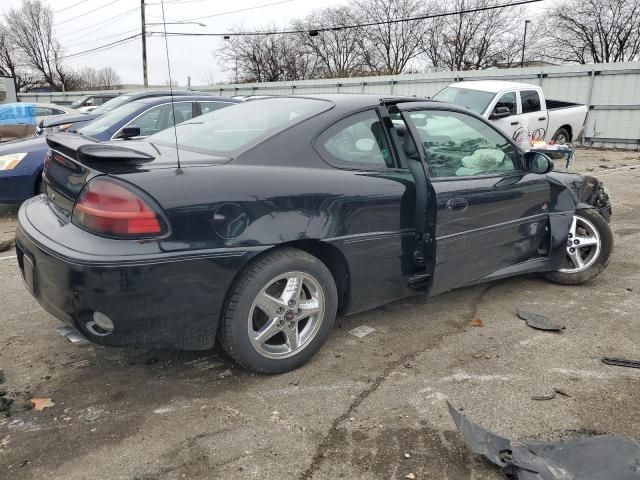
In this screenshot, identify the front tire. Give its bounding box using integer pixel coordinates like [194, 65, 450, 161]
[543, 209, 613, 285]
[220, 248, 338, 374]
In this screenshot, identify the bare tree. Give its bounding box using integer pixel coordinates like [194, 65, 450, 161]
[7, 0, 71, 91]
[0, 23, 41, 91]
[96, 67, 121, 89]
[422, 0, 526, 71]
[293, 6, 366, 78]
[542, 0, 640, 63]
[354, 0, 428, 74]
[217, 26, 318, 82]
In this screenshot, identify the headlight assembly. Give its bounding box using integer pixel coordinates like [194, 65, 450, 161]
[0, 153, 27, 171]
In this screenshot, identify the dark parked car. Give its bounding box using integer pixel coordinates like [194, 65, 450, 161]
[16, 95, 613, 374]
[70, 93, 120, 113]
[0, 95, 237, 203]
[35, 89, 216, 136]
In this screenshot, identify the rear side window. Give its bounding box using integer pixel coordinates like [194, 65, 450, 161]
[199, 101, 230, 115]
[521, 90, 541, 113]
[316, 110, 394, 169]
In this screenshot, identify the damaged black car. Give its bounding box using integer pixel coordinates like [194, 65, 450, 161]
[15, 95, 613, 373]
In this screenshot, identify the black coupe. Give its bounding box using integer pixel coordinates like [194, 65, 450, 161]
[16, 95, 613, 373]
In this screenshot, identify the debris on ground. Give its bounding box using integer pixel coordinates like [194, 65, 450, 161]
[30, 398, 55, 411]
[531, 393, 556, 401]
[349, 325, 376, 338]
[470, 318, 483, 327]
[517, 309, 565, 331]
[79, 406, 104, 422]
[553, 388, 571, 398]
[448, 401, 640, 480]
[602, 357, 640, 369]
[0, 396, 13, 412]
[0, 239, 14, 252]
[405, 473, 416, 479]
[404, 452, 411, 458]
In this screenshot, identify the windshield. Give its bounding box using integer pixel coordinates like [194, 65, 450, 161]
[77, 102, 142, 138]
[91, 95, 131, 116]
[70, 95, 90, 108]
[148, 97, 331, 156]
[432, 87, 495, 114]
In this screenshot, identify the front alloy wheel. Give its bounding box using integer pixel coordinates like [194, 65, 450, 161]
[543, 209, 613, 285]
[559, 215, 601, 273]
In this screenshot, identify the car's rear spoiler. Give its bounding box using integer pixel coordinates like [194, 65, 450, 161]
[46, 134, 154, 166]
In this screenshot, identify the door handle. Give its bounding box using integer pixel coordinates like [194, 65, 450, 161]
[446, 198, 468, 212]
[538, 117, 547, 121]
[510, 121, 519, 126]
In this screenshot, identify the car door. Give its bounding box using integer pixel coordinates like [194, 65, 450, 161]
[518, 89, 548, 141]
[487, 91, 520, 138]
[397, 104, 551, 296]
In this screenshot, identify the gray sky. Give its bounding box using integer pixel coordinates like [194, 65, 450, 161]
[1, 0, 347, 86]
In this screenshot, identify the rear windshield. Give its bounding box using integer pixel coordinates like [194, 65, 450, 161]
[432, 86, 495, 114]
[148, 97, 332, 156]
[91, 95, 132, 115]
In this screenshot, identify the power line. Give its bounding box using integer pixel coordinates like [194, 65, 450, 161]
[53, 0, 91, 15]
[150, 0, 542, 37]
[61, 33, 142, 60]
[55, 0, 124, 26]
[57, 6, 139, 40]
[64, 28, 140, 49]
[145, 0, 296, 22]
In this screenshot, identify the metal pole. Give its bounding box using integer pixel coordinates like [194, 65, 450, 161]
[521, 20, 530, 68]
[141, 0, 148, 87]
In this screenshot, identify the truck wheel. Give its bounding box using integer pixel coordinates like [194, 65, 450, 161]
[542, 209, 613, 285]
[220, 248, 338, 374]
[552, 127, 571, 144]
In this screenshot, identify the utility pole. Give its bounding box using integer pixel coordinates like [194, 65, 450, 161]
[140, 0, 148, 87]
[521, 19, 531, 68]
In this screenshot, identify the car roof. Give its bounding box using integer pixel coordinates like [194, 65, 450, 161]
[245, 94, 429, 109]
[450, 80, 539, 93]
[129, 95, 239, 106]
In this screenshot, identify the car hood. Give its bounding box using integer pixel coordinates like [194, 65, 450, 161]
[0, 136, 48, 154]
[41, 113, 98, 128]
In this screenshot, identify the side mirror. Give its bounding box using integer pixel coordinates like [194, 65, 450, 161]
[118, 125, 141, 140]
[490, 106, 511, 120]
[524, 151, 554, 174]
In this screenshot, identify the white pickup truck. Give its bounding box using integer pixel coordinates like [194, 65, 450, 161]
[432, 80, 587, 144]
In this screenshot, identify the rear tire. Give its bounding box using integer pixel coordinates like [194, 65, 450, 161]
[552, 127, 571, 144]
[220, 248, 338, 374]
[543, 209, 613, 285]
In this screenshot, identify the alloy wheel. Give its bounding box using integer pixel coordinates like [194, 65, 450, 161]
[248, 271, 325, 359]
[558, 214, 601, 273]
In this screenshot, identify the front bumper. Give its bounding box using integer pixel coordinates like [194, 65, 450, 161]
[16, 197, 263, 350]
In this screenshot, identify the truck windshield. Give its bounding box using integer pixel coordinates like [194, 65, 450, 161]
[432, 87, 495, 115]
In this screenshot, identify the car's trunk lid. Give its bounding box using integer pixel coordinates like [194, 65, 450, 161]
[43, 133, 229, 224]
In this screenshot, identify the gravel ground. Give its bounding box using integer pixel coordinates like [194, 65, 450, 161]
[0, 148, 639, 480]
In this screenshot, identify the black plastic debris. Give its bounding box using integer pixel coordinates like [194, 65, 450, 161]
[531, 393, 556, 401]
[447, 401, 640, 480]
[517, 309, 565, 331]
[602, 358, 640, 369]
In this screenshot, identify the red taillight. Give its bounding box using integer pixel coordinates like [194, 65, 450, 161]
[72, 178, 166, 237]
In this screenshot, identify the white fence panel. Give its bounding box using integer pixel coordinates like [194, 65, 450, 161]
[17, 61, 640, 148]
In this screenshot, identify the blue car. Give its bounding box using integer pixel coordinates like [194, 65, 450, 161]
[0, 95, 238, 204]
